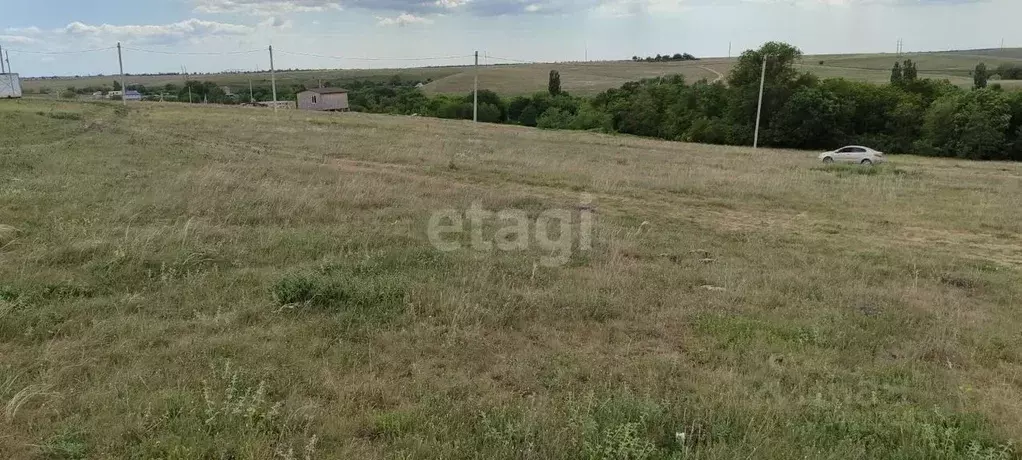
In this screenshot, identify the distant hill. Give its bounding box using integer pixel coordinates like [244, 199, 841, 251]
[20, 48, 1022, 97]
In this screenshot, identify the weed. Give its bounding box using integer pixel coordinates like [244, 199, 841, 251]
[41, 109, 83, 120]
[126, 361, 318, 459]
[271, 267, 407, 324]
[36, 427, 89, 460]
[812, 163, 918, 177]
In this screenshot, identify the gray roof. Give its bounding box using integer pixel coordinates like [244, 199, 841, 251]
[303, 87, 348, 94]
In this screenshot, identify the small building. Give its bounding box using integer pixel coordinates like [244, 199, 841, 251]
[0, 73, 22, 99]
[92, 91, 105, 99]
[107, 90, 142, 101]
[297, 88, 349, 112]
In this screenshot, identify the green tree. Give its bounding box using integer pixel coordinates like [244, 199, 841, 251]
[477, 103, 502, 123]
[974, 62, 989, 89]
[519, 105, 540, 127]
[902, 59, 918, 82]
[951, 90, 1011, 159]
[886, 95, 927, 153]
[507, 96, 532, 123]
[769, 86, 847, 149]
[548, 70, 562, 96]
[537, 107, 573, 129]
[569, 104, 612, 131]
[726, 42, 810, 145]
[891, 62, 904, 86]
[464, 89, 506, 121]
[995, 63, 1022, 80]
[919, 95, 960, 156]
[921, 90, 1011, 160]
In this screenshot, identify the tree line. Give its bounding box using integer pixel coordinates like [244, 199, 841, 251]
[416, 43, 1022, 161]
[631, 53, 699, 62]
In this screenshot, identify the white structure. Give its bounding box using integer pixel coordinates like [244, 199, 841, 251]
[0, 73, 22, 99]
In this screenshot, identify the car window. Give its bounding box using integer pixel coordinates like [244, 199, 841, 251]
[837, 147, 852, 153]
[852, 147, 866, 153]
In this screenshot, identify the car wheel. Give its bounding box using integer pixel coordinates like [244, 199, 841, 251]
[823, 157, 834, 164]
[860, 159, 873, 166]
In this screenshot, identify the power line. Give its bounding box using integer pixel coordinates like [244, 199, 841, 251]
[485, 55, 533, 64]
[276, 49, 473, 62]
[123, 47, 263, 56]
[6, 46, 116, 55]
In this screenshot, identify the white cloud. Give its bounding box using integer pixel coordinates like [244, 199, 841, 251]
[0, 35, 37, 45]
[63, 19, 253, 44]
[259, 16, 295, 29]
[193, 0, 342, 15]
[4, 26, 42, 35]
[434, 0, 471, 8]
[377, 13, 435, 25]
[1, 18, 277, 52]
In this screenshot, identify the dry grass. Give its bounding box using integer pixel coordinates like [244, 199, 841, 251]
[2, 99, 1022, 459]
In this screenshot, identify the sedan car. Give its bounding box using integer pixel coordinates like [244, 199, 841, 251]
[819, 146, 887, 165]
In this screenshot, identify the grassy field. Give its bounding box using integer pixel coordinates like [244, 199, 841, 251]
[2, 99, 1022, 459]
[20, 66, 469, 95]
[421, 60, 728, 96]
[21, 48, 1022, 97]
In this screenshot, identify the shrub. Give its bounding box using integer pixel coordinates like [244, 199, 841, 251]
[537, 107, 574, 130]
[519, 105, 540, 127]
[570, 104, 613, 131]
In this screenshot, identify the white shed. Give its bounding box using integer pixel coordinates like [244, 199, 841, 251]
[0, 73, 22, 99]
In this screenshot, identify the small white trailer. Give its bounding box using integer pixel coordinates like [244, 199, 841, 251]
[0, 73, 22, 99]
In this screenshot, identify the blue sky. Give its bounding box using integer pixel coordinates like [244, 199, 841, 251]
[0, 0, 1014, 76]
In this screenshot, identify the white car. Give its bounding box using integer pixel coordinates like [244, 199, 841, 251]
[819, 146, 887, 165]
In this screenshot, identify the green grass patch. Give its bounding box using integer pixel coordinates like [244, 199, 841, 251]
[37, 111, 84, 121]
[271, 271, 407, 320]
[812, 163, 919, 178]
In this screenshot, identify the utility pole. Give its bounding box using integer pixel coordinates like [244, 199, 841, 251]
[473, 51, 479, 122]
[5, 50, 11, 74]
[728, 41, 732, 59]
[269, 45, 278, 113]
[117, 42, 126, 106]
[0, 44, 6, 73]
[753, 55, 768, 149]
[249, 78, 254, 103]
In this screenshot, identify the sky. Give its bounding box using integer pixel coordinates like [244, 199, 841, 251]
[0, 0, 1016, 77]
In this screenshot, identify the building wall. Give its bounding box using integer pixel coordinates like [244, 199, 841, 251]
[298, 92, 349, 111]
